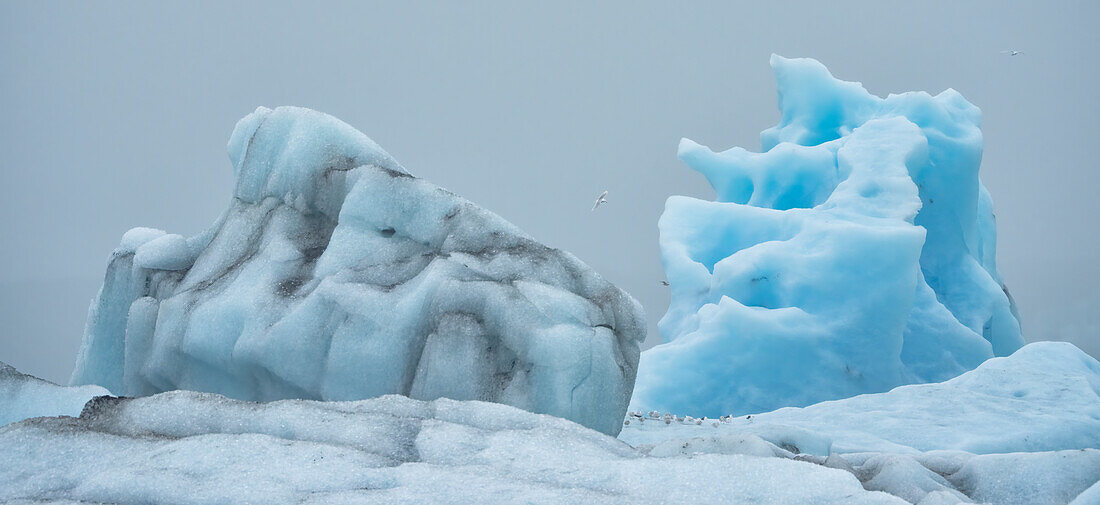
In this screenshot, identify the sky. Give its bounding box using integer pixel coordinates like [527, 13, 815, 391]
[1, 1, 1097, 383]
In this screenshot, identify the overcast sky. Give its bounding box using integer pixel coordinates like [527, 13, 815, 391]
[2, 1, 1097, 383]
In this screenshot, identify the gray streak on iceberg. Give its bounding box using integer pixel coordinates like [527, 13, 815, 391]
[70, 106, 646, 436]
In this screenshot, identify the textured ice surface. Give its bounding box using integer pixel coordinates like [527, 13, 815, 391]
[4, 342, 1095, 504]
[622, 342, 1100, 505]
[0, 391, 905, 505]
[69, 106, 645, 435]
[632, 55, 1023, 417]
[0, 361, 108, 426]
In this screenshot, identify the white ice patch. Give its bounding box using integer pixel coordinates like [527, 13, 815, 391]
[118, 227, 166, 253]
[133, 233, 193, 271]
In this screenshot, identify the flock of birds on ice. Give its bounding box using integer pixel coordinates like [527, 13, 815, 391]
[623, 410, 754, 428]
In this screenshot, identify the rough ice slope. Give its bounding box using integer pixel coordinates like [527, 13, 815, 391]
[0, 361, 108, 426]
[621, 342, 1100, 505]
[632, 56, 1023, 417]
[69, 106, 645, 435]
[0, 391, 904, 505]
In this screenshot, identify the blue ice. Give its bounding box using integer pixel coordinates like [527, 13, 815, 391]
[631, 56, 1024, 417]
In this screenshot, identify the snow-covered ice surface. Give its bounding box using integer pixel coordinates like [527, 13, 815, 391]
[0, 390, 905, 505]
[69, 106, 645, 435]
[0, 361, 108, 426]
[621, 342, 1100, 504]
[632, 55, 1024, 418]
[3, 343, 1096, 504]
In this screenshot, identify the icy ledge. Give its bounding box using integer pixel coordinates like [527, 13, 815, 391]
[621, 342, 1100, 505]
[69, 106, 645, 436]
[0, 361, 107, 426]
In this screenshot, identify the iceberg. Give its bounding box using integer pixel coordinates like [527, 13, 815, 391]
[69, 106, 646, 435]
[631, 56, 1024, 417]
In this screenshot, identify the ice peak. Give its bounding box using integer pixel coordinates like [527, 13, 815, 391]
[226, 106, 406, 219]
[764, 55, 879, 150]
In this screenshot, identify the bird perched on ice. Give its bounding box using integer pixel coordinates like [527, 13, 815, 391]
[592, 190, 608, 210]
[1001, 50, 1024, 56]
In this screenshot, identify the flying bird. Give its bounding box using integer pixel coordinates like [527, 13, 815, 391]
[592, 190, 608, 210]
[659, 280, 670, 286]
[1001, 50, 1024, 56]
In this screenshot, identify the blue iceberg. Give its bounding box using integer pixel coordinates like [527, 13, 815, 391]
[632, 56, 1024, 417]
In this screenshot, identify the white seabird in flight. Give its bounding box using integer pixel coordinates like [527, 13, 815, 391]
[592, 190, 609, 211]
[1001, 50, 1025, 56]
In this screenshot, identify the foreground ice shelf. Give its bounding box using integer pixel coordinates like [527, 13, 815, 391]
[69, 106, 646, 436]
[3, 341, 1097, 504]
[0, 393, 904, 505]
[632, 55, 1024, 418]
